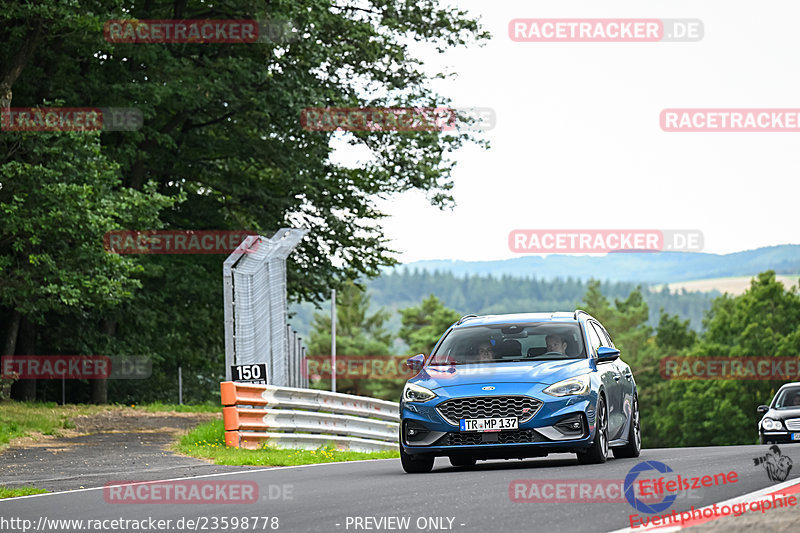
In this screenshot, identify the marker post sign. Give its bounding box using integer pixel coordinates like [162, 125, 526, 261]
[231, 363, 268, 385]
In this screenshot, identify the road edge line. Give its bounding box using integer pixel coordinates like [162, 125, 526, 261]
[0, 458, 398, 502]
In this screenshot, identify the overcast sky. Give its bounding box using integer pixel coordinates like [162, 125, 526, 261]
[350, 1, 800, 264]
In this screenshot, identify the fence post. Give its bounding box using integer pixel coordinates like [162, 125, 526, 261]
[331, 288, 336, 393]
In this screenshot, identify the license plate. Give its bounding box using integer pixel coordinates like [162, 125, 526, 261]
[792, 433, 800, 441]
[459, 417, 518, 432]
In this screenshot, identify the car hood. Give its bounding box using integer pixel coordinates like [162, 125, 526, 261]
[413, 359, 592, 390]
[766, 407, 800, 420]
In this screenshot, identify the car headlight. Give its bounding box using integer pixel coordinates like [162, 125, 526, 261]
[543, 374, 591, 397]
[403, 382, 437, 403]
[763, 418, 784, 431]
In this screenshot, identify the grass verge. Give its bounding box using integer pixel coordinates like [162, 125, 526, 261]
[0, 486, 49, 499]
[0, 401, 102, 450]
[130, 402, 219, 413]
[0, 400, 219, 451]
[177, 420, 399, 466]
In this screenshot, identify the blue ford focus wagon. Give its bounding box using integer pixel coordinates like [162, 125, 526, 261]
[399, 311, 640, 473]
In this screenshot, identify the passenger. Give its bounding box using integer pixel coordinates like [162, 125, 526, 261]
[477, 341, 496, 362]
[791, 393, 800, 407]
[545, 334, 568, 354]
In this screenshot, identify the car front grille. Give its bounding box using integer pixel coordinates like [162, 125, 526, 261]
[435, 429, 541, 446]
[436, 395, 542, 426]
[785, 418, 800, 431]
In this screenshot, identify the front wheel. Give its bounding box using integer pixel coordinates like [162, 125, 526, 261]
[612, 394, 641, 459]
[577, 395, 608, 465]
[400, 446, 434, 473]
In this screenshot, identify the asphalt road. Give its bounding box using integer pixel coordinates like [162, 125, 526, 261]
[2, 445, 799, 533]
[0, 432, 249, 493]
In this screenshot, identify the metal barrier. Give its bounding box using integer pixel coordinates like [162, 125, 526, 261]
[220, 382, 399, 452]
[222, 229, 307, 385]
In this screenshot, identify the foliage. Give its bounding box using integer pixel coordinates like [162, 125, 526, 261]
[307, 281, 398, 399]
[397, 294, 461, 355]
[0, 0, 488, 403]
[644, 271, 800, 447]
[0, 486, 49, 499]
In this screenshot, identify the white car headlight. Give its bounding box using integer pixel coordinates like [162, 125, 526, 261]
[403, 382, 437, 403]
[763, 418, 783, 431]
[543, 374, 591, 397]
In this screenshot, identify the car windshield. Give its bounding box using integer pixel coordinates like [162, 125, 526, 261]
[773, 386, 800, 409]
[428, 323, 586, 365]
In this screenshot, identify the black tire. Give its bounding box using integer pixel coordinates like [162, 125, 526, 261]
[400, 445, 435, 473]
[612, 393, 641, 459]
[449, 455, 477, 467]
[577, 394, 609, 465]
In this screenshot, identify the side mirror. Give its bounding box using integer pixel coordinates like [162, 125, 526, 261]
[596, 346, 620, 362]
[757, 405, 769, 414]
[405, 354, 425, 371]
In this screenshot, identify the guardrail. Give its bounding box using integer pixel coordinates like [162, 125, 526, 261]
[220, 382, 399, 452]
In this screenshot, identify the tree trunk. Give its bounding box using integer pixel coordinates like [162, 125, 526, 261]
[91, 319, 116, 404]
[12, 317, 36, 401]
[2, 309, 21, 356]
[0, 20, 44, 111]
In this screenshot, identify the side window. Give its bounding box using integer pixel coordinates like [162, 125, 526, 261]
[598, 323, 615, 347]
[585, 322, 602, 356]
[591, 322, 613, 348]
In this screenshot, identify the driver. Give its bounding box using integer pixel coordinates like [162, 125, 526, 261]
[545, 334, 568, 354]
[791, 393, 800, 407]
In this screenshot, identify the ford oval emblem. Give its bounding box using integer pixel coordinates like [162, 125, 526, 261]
[482, 386, 495, 390]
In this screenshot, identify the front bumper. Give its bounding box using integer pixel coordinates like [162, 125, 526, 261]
[760, 430, 800, 444]
[400, 382, 598, 457]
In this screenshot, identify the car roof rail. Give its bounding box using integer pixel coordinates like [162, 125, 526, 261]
[457, 314, 479, 325]
[574, 309, 591, 320]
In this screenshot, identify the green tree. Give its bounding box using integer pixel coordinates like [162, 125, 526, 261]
[398, 294, 460, 355]
[307, 281, 396, 399]
[652, 272, 800, 447]
[655, 309, 697, 351]
[580, 280, 652, 366]
[580, 280, 667, 448]
[0, 132, 171, 401]
[308, 281, 391, 356]
[0, 0, 488, 403]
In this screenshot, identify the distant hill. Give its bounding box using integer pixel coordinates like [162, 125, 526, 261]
[289, 271, 723, 343]
[393, 245, 800, 283]
[655, 275, 799, 296]
[288, 246, 800, 345]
